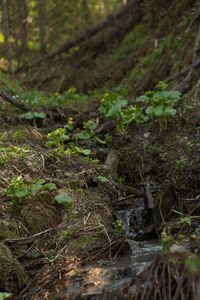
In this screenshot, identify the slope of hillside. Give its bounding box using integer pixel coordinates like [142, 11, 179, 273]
[19, 0, 200, 99]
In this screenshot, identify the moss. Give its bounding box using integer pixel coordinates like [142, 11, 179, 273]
[21, 202, 58, 234]
[0, 219, 26, 241]
[0, 243, 28, 292]
[68, 232, 104, 253]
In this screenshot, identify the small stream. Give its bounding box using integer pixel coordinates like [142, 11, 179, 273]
[74, 184, 162, 298]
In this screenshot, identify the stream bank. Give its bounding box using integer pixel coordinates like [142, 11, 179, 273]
[0, 92, 199, 299]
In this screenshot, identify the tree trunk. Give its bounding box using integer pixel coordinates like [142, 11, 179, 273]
[1, 0, 13, 73]
[38, 0, 46, 54]
[82, 0, 90, 26]
[16, 0, 28, 67]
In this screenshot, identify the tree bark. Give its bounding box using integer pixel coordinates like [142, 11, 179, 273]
[16, 0, 28, 67]
[1, 0, 13, 73]
[38, 0, 46, 54]
[0, 90, 31, 112]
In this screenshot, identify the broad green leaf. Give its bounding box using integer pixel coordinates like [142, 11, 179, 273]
[30, 184, 43, 194]
[135, 95, 149, 103]
[15, 188, 29, 198]
[33, 112, 46, 119]
[97, 176, 108, 182]
[78, 148, 91, 155]
[0, 292, 12, 300]
[154, 106, 164, 117]
[44, 183, 57, 190]
[164, 107, 176, 116]
[20, 112, 34, 119]
[84, 122, 97, 131]
[74, 131, 92, 140]
[34, 179, 46, 185]
[45, 140, 56, 147]
[145, 106, 153, 115]
[58, 135, 69, 142]
[55, 194, 73, 205]
[72, 210, 79, 215]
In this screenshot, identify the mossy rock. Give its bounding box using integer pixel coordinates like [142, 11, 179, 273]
[21, 202, 58, 234]
[0, 243, 28, 292]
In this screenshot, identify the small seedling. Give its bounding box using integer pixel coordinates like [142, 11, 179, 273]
[68, 143, 91, 156]
[64, 117, 74, 131]
[175, 157, 187, 170]
[96, 176, 108, 183]
[20, 111, 46, 120]
[184, 255, 200, 277]
[5, 176, 57, 209]
[113, 219, 123, 233]
[55, 194, 73, 220]
[46, 128, 69, 152]
[179, 217, 191, 226]
[74, 120, 106, 144]
[5, 175, 29, 207]
[12, 130, 24, 144]
[161, 231, 173, 253]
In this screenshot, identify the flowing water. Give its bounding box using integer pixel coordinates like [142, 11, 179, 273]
[68, 183, 162, 298]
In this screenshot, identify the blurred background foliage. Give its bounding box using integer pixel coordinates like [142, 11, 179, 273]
[0, 0, 128, 71]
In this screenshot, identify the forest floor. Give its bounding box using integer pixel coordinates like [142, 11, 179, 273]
[1, 0, 200, 298]
[0, 88, 200, 299]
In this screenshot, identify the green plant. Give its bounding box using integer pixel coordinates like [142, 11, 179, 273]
[96, 176, 108, 183]
[0, 132, 6, 144]
[161, 231, 173, 253]
[5, 175, 29, 204]
[74, 120, 105, 144]
[0, 146, 30, 164]
[55, 194, 73, 220]
[113, 219, 123, 233]
[0, 292, 12, 300]
[99, 93, 127, 135]
[136, 81, 181, 131]
[148, 143, 162, 155]
[67, 143, 91, 156]
[175, 157, 187, 170]
[64, 117, 74, 131]
[5, 176, 57, 208]
[104, 133, 113, 144]
[179, 217, 191, 226]
[99, 93, 147, 135]
[60, 230, 68, 237]
[12, 130, 24, 145]
[20, 111, 46, 120]
[184, 255, 200, 277]
[45, 128, 69, 152]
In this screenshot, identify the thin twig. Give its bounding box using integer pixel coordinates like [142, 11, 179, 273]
[3, 227, 53, 243]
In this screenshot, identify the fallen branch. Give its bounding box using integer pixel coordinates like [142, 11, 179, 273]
[0, 90, 31, 112]
[166, 58, 200, 83]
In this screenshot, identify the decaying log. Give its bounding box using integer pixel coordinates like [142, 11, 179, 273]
[0, 90, 31, 112]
